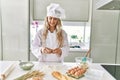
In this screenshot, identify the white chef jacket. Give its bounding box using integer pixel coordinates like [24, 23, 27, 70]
[31, 29, 69, 62]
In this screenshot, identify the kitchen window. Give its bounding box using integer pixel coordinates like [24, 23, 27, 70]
[30, 21, 90, 51]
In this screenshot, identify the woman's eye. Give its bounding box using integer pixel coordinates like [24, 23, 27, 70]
[48, 17, 58, 21]
[53, 18, 57, 20]
[49, 17, 52, 20]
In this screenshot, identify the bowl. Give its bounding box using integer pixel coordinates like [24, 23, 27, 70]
[19, 62, 34, 70]
[75, 57, 92, 67]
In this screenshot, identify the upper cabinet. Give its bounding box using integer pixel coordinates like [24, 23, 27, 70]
[32, 0, 90, 22]
[91, 0, 120, 64]
[117, 17, 120, 64]
[90, 0, 120, 64]
[96, 0, 120, 10]
[0, 0, 2, 60]
[0, 0, 29, 60]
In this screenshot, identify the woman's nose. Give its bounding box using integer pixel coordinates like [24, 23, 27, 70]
[51, 18, 54, 23]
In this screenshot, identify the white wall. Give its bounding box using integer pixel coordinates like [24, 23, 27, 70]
[1, 0, 29, 61]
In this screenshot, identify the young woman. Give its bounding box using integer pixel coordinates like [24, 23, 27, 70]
[31, 3, 69, 62]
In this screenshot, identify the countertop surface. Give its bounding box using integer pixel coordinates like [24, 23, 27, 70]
[0, 61, 116, 80]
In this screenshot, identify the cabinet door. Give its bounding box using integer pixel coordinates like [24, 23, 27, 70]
[0, 0, 2, 60]
[116, 17, 120, 64]
[33, 0, 89, 21]
[1, 0, 29, 60]
[91, 0, 119, 63]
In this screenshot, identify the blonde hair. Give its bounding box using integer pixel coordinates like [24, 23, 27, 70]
[42, 17, 63, 48]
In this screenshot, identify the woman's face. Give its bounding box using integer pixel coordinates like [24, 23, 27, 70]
[47, 16, 58, 27]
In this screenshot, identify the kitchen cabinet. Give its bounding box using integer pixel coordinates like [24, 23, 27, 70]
[33, 0, 90, 21]
[30, 51, 86, 62]
[0, 0, 2, 60]
[64, 51, 86, 62]
[0, 0, 29, 60]
[91, 0, 119, 63]
[0, 27, 2, 60]
[95, 0, 120, 64]
[116, 18, 120, 64]
[96, 0, 120, 10]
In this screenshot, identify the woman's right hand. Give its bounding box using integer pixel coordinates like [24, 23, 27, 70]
[41, 47, 53, 54]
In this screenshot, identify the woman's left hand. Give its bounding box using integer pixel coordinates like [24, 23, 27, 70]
[52, 48, 62, 57]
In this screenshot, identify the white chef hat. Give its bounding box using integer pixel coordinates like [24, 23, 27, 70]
[47, 3, 66, 19]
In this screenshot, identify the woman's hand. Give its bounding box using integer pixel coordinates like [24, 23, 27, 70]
[53, 48, 62, 57]
[41, 47, 62, 57]
[41, 47, 53, 54]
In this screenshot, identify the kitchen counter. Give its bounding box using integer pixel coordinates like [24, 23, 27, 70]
[0, 61, 116, 80]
